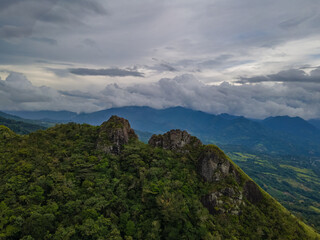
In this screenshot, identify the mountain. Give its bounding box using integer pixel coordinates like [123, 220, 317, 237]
[309, 119, 320, 130]
[0, 116, 318, 239]
[0, 115, 46, 134]
[0, 111, 54, 128]
[6, 110, 77, 122]
[5, 106, 320, 156]
[262, 116, 320, 140]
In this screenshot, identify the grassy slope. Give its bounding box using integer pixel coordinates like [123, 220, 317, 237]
[228, 151, 320, 232]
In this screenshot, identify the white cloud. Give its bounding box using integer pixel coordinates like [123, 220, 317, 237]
[0, 72, 101, 112]
[1, 1, 320, 118]
[1, 73, 320, 119]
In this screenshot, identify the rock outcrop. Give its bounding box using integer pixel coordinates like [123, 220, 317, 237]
[198, 145, 245, 215]
[148, 129, 202, 152]
[201, 188, 243, 215]
[149, 129, 265, 216]
[97, 115, 138, 154]
[197, 145, 241, 183]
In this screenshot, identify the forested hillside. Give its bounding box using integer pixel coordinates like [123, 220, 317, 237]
[8, 106, 320, 156]
[0, 117, 319, 239]
[0, 116, 45, 135]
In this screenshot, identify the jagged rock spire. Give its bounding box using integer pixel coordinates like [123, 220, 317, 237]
[148, 129, 202, 152]
[97, 115, 138, 154]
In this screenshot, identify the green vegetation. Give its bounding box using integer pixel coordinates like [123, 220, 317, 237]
[228, 151, 320, 232]
[0, 120, 319, 239]
[0, 116, 46, 135]
[0, 111, 54, 128]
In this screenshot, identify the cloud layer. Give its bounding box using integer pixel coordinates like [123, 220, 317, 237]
[1, 73, 320, 119]
[1, 1, 320, 118]
[69, 68, 144, 77]
[238, 67, 320, 84]
[0, 73, 100, 112]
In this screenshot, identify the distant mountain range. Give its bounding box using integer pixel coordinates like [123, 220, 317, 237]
[4, 106, 320, 156]
[0, 113, 46, 135]
[309, 118, 320, 130]
[0, 111, 54, 127]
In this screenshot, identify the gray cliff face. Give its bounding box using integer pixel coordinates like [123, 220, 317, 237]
[97, 115, 138, 154]
[198, 145, 245, 215]
[197, 146, 240, 182]
[148, 129, 202, 152]
[149, 129, 264, 216]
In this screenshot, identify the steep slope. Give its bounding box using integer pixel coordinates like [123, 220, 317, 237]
[0, 116, 318, 239]
[0, 115, 46, 134]
[227, 151, 320, 232]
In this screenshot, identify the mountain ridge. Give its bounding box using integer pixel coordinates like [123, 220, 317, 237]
[5, 106, 320, 156]
[0, 115, 318, 239]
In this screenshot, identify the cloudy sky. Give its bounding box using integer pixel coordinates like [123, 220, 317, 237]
[1, 0, 320, 119]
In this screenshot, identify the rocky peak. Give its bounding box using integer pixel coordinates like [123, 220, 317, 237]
[197, 145, 240, 183]
[96, 115, 138, 154]
[197, 145, 263, 215]
[148, 129, 202, 152]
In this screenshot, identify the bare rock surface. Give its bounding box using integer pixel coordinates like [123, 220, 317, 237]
[148, 129, 202, 152]
[197, 145, 238, 182]
[148, 129, 264, 216]
[97, 115, 138, 154]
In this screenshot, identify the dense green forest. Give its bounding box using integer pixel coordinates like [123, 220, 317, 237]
[0, 116, 46, 135]
[5, 107, 320, 231]
[0, 117, 319, 239]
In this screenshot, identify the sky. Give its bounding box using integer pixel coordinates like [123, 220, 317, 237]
[0, 0, 320, 119]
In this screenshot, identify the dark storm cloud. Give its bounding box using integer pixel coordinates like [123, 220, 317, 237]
[199, 55, 234, 68]
[46, 68, 70, 77]
[1, 0, 320, 69]
[59, 90, 100, 100]
[36, 60, 73, 66]
[0, 0, 106, 40]
[37, 0, 107, 25]
[237, 67, 320, 84]
[145, 62, 178, 72]
[0, 0, 24, 11]
[1, 0, 320, 119]
[278, 15, 314, 29]
[146, 58, 178, 72]
[0, 25, 31, 38]
[158, 63, 177, 72]
[31, 37, 57, 45]
[69, 68, 144, 77]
